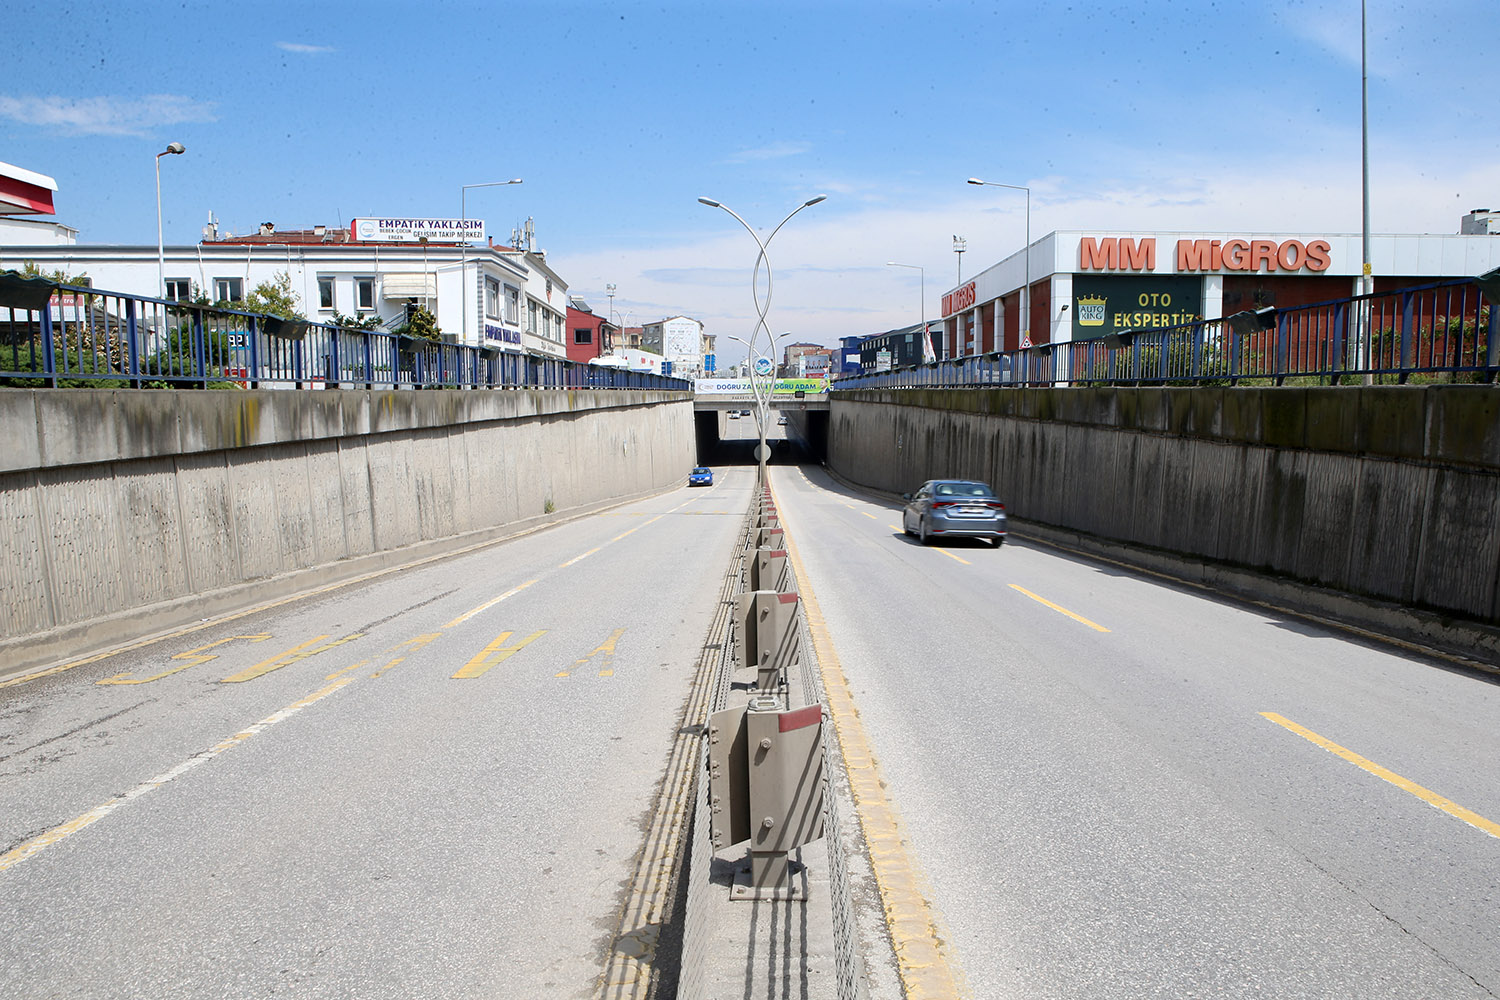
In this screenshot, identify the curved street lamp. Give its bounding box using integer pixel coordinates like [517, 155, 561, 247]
[460, 178, 523, 345]
[968, 177, 1031, 349]
[155, 142, 185, 298]
[697, 194, 826, 480]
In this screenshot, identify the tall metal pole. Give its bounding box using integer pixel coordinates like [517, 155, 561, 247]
[1360, 0, 1374, 383]
[967, 178, 1031, 347]
[154, 142, 185, 298]
[887, 262, 930, 362]
[460, 178, 522, 346]
[698, 195, 826, 483]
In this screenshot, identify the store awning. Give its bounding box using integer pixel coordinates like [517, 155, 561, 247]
[381, 273, 437, 299]
[0, 161, 58, 216]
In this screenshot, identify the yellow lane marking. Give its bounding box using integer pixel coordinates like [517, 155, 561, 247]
[96, 634, 271, 685]
[557, 626, 628, 678]
[453, 629, 547, 679]
[443, 580, 538, 629]
[774, 481, 968, 999]
[561, 547, 602, 568]
[1008, 584, 1110, 632]
[611, 513, 667, 543]
[0, 677, 353, 875]
[935, 548, 972, 566]
[219, 633, 364, 683]
[1261, 712, 1500, 840]
[861, 510, 878, 520]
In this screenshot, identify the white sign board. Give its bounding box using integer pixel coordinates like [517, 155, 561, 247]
[352, 218, 485, 244]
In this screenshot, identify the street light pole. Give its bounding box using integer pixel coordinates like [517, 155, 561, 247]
[1359, 0, 1374, 384]
[886, 262, 932, 362]
[968, 177, 1031, 348]
[155, 142, 185, 298]
[697, 194, 826, 483]
[460, 178, 523, 345]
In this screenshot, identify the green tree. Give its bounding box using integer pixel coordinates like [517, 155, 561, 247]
[400, 305, 441, 343]
[241, 271, 303, 319]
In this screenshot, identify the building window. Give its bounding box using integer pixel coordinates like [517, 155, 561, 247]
[485, 278, 501, 320]
[528, 301, 538, 333]
[505, 285, 520, 323]
[165, 278, 191, 301]
[574, 328, 593, 345]
[317, 276, 335, 310]
[214, 277, 243, 303]
[355, 277, 375, 311]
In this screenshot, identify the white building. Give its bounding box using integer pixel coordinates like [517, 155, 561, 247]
[641, 315, 713, 378]
[1, 206, 569, 362]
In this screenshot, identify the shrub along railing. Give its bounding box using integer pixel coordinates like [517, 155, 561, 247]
[0, 276, 690, 392]
[835, 278, 1496, 390]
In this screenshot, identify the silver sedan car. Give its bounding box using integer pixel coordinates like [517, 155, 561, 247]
[901, 479, 1007, 547]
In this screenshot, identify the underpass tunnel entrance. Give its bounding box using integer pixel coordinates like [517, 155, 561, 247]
[694, 406, 813, 467]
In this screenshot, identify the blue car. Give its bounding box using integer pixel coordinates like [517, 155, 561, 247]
[689, 467, 714, 486]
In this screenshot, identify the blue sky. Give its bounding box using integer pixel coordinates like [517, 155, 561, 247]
[3, 0, 1496, 359]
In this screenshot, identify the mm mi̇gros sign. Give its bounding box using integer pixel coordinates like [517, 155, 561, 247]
[352, 218, 486, 244]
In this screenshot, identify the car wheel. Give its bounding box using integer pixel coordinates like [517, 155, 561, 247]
[918, 517, 931, 546]
[902, 514, 913, 537]
[991, 536, 1004, 548]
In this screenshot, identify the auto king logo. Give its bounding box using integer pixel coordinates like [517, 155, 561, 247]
[1076, 294, 1107, 327]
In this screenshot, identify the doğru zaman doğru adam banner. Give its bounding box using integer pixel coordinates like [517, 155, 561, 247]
[694, 378, 830, 394]
[1071, 275, 1201, 339]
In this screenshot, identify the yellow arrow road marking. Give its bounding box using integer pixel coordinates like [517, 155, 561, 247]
[453, 630, 547, 679]
[219, 633, 364, 683]
[97, 634, 271, 685]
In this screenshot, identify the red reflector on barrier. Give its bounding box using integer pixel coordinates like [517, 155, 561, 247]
[779, 704, 822, 732]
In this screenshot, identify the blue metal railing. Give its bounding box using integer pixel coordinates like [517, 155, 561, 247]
[0, 284, 691, 392]
[835, 278, 1496, 390]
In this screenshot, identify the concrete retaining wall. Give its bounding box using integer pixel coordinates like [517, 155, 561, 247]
[828, 386, 1500, 635]
[0, 388, 694, 675]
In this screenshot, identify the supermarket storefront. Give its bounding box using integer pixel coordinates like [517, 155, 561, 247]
[941, 229, 1499, 359]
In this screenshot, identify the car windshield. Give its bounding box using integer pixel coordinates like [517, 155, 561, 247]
[934, 482, 993, 497]
[692, 468, 710, 474]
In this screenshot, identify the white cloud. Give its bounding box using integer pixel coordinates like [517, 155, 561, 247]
[724, 141, 812, 164]
[0, 94, 217, 137]
[554, 150, 1500, 359]
[276, 41, 337, 55]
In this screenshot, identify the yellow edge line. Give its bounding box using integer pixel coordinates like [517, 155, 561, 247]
[1008, 584, 1110, 632]
[1261, 712, 1500, 840]
[773, 479, 968, 999]
[935, 548, 971, 566]
[0, 677, 354, 874]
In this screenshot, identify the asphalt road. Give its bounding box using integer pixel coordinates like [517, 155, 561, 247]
[771, 462, 1500, 1000]
[0, 467, 754, 1000]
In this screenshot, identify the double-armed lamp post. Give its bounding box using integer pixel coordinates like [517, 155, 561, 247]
[697, 194, 826, 482]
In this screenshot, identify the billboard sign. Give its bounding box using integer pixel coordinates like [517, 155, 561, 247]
[352, 218, 485, 244]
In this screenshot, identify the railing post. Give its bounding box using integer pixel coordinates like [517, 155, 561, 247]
[1400, 291, 1414, 382]
[40, 304, 57, 387]
[363, 331, 374, 390]
[125, 297, 141, 386]
[193, 309, 208, 388]
[245, 316, 259, 388]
